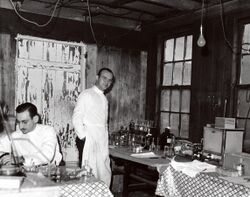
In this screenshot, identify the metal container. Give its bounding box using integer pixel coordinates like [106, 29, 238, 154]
[0, 165, 21, 176]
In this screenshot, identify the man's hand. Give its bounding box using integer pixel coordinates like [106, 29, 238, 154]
[0, 153, 24, 166]
[12, 156, 25, 165]
[0, 153, 11, 165]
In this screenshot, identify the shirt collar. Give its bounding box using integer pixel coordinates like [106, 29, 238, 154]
[93, 85, 104, 95]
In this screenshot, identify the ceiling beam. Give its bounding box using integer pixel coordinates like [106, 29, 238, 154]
[140, 0, 177, 9]
[110, 0, 136, 6]
[89, 10, 149, 22]
[140, 0, 201, 10]
[110, 0, 201, 10]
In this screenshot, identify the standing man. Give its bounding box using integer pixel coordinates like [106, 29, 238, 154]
[72, 67, 114, 187]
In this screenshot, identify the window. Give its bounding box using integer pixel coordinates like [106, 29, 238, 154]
[160, 35, 193, 138]
[237, 23, 250, 152]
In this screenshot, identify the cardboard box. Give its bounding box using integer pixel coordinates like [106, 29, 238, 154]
[203, 127, 244, 156]
[215, 117, 235, 129]
[0, 176, 23, 189]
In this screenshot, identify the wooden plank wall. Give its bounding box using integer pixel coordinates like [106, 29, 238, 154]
[95, 46, 147, 132]
[0, 33, 16, 114]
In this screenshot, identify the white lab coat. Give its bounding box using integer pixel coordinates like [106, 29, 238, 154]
[72, 86, 111, 187]
[0, 124, 62, 166]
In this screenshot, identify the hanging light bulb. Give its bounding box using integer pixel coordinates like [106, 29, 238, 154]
[197, 0, 206, 47]
[197, 25, 206, 47]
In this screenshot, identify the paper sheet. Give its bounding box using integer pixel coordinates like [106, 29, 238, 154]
[131, 152, 160, 158]
[171, 159, 217, 177]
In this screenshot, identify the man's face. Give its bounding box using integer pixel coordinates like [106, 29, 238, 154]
[16, 111, 37, 134]
[96, 70, 113, 91]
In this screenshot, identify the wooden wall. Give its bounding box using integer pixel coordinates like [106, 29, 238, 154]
[85, 45, 147, 132]
[0, 8, 150, 133]
[190, 16, 234, 142]
[96, 46, 147, 131]
[0, 32, 16, 114]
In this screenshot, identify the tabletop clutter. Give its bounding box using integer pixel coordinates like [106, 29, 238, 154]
[109, 121, 202, 160]
[109, 119, 248, 181]
[0, 157, 94, 191]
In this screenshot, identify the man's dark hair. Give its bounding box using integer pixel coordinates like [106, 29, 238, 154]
[97, 67, 114, 80]
[16, 102, 38, 118]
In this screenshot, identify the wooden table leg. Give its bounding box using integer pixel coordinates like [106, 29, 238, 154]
[122, 161, 130, 197]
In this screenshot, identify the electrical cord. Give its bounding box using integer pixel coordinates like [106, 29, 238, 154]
[8, 0, 61, 27]
[97, 6, 133, 17]
[244, 105, 250, 132]
[219, 0, 235, 52]
[86, 0, 98, 45]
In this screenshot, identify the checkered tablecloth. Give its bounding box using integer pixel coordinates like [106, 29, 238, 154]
[156, 165, 250, 197]
[60, 177, 113, 197]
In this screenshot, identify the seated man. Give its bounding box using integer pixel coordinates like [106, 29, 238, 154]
[0, 102, 62, 166]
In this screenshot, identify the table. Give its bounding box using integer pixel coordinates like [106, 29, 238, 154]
[0, 172, 113, 197]
[109, 147, 170, 196]
[0, 173, 59, 197]
[156, 165, 250, 197]
[60, 176, 113, 197]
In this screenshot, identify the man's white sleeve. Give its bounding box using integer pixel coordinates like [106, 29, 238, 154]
[72, 92, 87, 139]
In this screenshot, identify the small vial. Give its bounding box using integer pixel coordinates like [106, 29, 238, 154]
[236, 158, 244, 176]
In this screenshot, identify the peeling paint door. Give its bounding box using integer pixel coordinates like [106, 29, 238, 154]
[15, 35, 86, 164]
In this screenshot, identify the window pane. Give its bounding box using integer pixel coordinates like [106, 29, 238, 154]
[161, 90, 170, 111]
[237, 89, 250, 117]
[174, 37, 184, 61]
[170, 113, 179, 137]
[236, 119, 245, 130]
[18, 39, 29, 59]
[164, 39, 174, 62]
[180, 114, 189, 138]
[171, 90, 180, 112]
[242, 24, 250, 54]
[240, 55, 250, 84]
[29, 41, 44, 60]
[185, 36, 193, 60]
[183, 61, 192, 85]
[162, 63, 173, 85]
[181, 90, 190, 113]
[172, 62, 183, 85]
[160, 112, 170, 133]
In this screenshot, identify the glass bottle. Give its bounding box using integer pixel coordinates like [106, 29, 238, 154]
[149, 137, 155, 151]
[131, 134, 136, 149]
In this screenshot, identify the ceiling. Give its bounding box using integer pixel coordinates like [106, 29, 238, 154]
[2, 0, 237, 30]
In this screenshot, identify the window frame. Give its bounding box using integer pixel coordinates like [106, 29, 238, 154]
[159, 33, 193, 138]
[235, 18, 250, 152]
